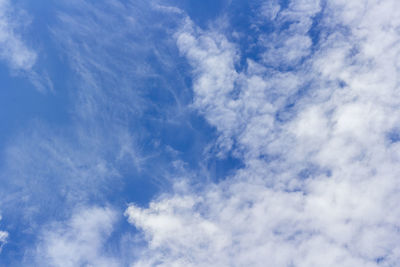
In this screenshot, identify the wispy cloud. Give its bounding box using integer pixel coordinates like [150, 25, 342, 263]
[0, 0, 196, 261]
[0, 0, 53, 92]
[0, 0, 36, 71]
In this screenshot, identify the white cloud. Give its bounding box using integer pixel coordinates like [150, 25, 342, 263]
[1, 0, 399, 265]
[0, 122, 121, 224]
[259, 0, 320, 67]
[0, 0, 181, 229]
[0, 0, 36, 70]
[35, 206, 119, 267]
[0, 0, 53, 92]
[0, 216, 8, 253]
[126, 0, 400, 266]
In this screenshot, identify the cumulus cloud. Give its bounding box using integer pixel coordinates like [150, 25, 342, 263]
[35, 206, 118, 267]
[126, 0, 400, 266]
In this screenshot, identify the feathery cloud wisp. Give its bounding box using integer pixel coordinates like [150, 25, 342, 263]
[0, 0, 36, 70]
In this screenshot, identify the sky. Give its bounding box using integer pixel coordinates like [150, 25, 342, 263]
[1, 0, 400, 266]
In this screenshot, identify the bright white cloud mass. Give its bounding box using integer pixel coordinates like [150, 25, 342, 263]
[1, 0, 400, 266]
[126, 0, 400, 266]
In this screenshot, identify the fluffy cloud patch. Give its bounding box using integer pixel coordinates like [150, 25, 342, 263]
[35, 206, 118, 267]
[126, 0, 400, 266]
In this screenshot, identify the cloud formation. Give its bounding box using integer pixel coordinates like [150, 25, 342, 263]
[1, 0, 399, 265]
[0, 0, 53, 92]
[35, 206, 118, 267]
[0, 0, 194, 262]
[0, 216, 8, 253]
[126, 0, 400, 266]
[0, 0, 36, 70]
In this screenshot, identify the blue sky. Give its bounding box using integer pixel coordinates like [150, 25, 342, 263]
[1, 0, 400, 266]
